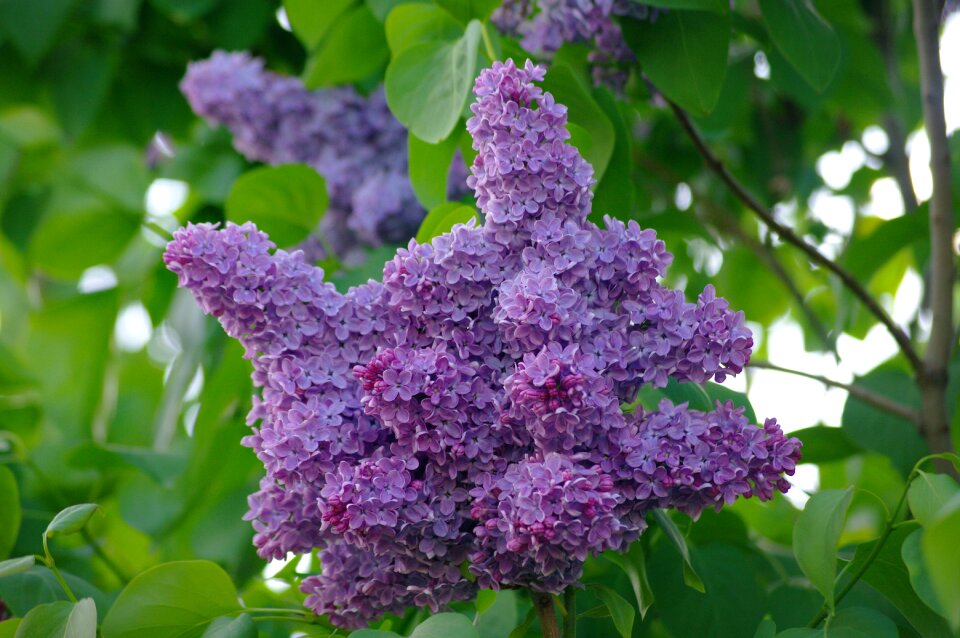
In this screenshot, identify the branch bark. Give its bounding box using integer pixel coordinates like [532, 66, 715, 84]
[748, 360, 922, 425]
[912, 0, 957, 458]
[531, 592, 560, 638]
[667, 101, 924, 374]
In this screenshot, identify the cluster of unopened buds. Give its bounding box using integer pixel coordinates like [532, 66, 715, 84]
[166, 59, 801, 628]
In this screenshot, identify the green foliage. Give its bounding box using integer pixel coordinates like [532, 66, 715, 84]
[416, 202, 479, 243]
[101, 561, 243, 637]
[225, 164, 329, 247]
[0, 1, 957, 636]
[793, 488, 853, 611]
[13, 598, 97, 638]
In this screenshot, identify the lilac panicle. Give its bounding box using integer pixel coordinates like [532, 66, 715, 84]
[492, 0, 663, 88]
[180, 50, 468, 259]
[165, 59, 800, 628]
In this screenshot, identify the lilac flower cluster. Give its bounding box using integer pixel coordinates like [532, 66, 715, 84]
[492, 0, 662, 87]
[165, 59, 800, 628]
[180, 50, 467, 261]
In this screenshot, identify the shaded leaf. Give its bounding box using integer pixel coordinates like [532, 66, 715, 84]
[624, 11, 730, 116]
[907, 471, 959, 528]
[793, 487, 854, 611]
[416, 202, 479, 243]
[603, 544, 655, 619]
[0, 467, 20, 559]
[202, 614, 257, 638]
[653, 510, 705, 593]
[759, 0, 840, 91]
[303, 5, 389, 88]
[587, 584, 634, 638]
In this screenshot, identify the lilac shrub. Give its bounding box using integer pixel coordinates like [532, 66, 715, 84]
[180, 51, 467, 260]
[492, 0, 662, 87]
[165, 59, 800, 629]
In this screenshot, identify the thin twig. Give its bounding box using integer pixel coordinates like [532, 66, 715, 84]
[667, 101, 923, 375]
[912, 0, 957, 460]
[748, 360, 922, 425]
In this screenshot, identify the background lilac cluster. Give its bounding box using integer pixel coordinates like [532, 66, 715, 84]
[492, 0, 662, 87]
[165, 59, 800, 628]
[180, 50, 467, 262]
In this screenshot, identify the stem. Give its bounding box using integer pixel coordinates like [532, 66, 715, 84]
[480, 22, 498, 62]
[563, 589, 576, 638]
[143, 220, 174, 241]
[531, 591, 560, 638]
[42, 536, 77, 603]
[667, 100, 923, 375]
[748, 361, 922, 425]
[912, 0, 957, 463]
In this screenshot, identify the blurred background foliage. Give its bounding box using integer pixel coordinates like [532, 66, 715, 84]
[0, 0, 959, 637]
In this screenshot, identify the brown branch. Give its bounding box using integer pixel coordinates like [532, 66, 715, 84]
[912, 0, 957, 458]
[748, 360, 922, 425]
[531, 592, 560, 638]
[667, 100, 924, 375]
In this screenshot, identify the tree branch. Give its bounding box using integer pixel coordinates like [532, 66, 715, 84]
[667, 100, 924, 375]
[531, 592, 560, 638]
[912, 0, 957, 457]
[748, 360, 922, 425]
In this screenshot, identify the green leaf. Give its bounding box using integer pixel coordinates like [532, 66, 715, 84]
[416, 202, 479, 243]
[791, 426, 862, 464]
[0, 567, 109, 618]
[758, 0, 840, 92]
[901, 529, 947, 620]
[409, 613, 479, 638]
[303, 5, 389, 88]
[0, 466, 20, 559]
[587, 584, 635, 638]
[283, 0, 356, 50]
[648, 543, 766, 638]
[349, 631, 402, 638]
[433, 0, 501, 23]
[624, 10, 730, 116]
[409, 131, 460, 210]
[101, 561, 243, 638]
[0, 620, 21, 638]
[0, 0, 76, 66]
[603, 544, 655, 619]
[921, 497, 960, 631]
[475, 589, 497, 615]
[541, 64, 615, 182]
[653, 510, 705, 593]
[476, 589, 519, 638]
[842, 214, 928, 285]
[638, 0, 727, 11]
[0, 556, 35, 579]
[793, 487, 854, 611]
[202, 614, 257, 638]
[46, 504, 101, 539]
[49, 40, 118, 139]
[822, 607, 898, 638]
[753, 619, 776, 638]
[908, 471, 959, 528]
[385, 20, 480, 143]
[14, 598, 96, 638]
[841, 369, 926, 477]
[846, 522, 950, 637]
[367, 0, 430, 21]
[385, 3, 462, 53]
[507, 606, 536, 638]
[225, 164, 328, 247]
[591, 88, 634, 221]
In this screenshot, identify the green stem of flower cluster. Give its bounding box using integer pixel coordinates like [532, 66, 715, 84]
[531, 591, 560, 638]
[563, 589, 577, 638]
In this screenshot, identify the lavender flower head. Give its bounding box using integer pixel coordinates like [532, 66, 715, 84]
[165, 59, 800, 628]
[180, 50, 467, 260]
[492, 0, 662, 87]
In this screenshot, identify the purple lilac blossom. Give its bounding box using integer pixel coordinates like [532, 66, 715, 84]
[165, 59, 800, 628]
[492, 0, 662, 87]
[180, 50, 469, 260]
